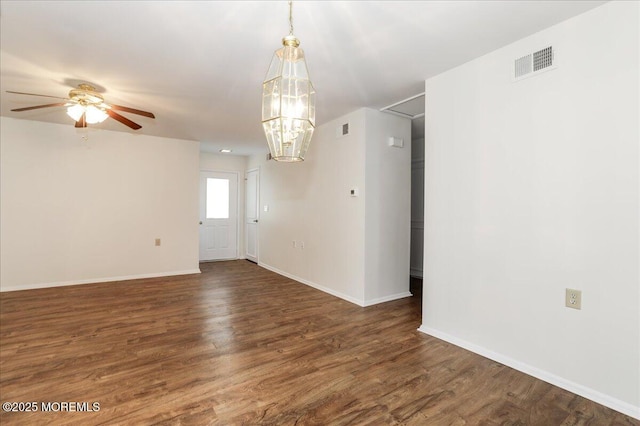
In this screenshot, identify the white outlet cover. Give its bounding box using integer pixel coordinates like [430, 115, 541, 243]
[565, 288, 582, 310]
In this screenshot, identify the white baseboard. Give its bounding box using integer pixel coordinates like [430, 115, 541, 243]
[258, 262, 365, 306]
[363, 292, 413, 307]
[0, 269, 202, 292]
[417, 325, 640, 420]
[258, 262, 414, 308]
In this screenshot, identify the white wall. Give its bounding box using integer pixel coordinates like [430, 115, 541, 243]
[249, 109, 368, 304]
[0, 118, 200, 291]
[199, 152, 248, 259]
[250, 107, 411, 306]
[364, 109, 412, 303]
[420, 1, 639, 417]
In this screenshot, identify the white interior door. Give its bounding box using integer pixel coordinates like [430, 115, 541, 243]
[245, 168, 259, 263]
[199, 171, 238, 261]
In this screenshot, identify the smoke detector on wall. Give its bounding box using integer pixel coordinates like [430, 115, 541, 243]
[513, 46, 556, 81]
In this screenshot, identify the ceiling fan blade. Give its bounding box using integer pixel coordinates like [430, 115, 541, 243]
[75, 113, 87, 128]
[6, 90, 69, 101]
[11, 102, 67, 112]
[107, 109, 142, 130]
[110, 104, 155, 119]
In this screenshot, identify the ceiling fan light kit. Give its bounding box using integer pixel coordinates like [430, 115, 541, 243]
[261, 0, 316, 162]
[84, 105, 109, 124]
[66, 104, 108, 124]
[66, 103, 86, 122]
[65, 84, 109, 124]
[7, 83, 155, 130]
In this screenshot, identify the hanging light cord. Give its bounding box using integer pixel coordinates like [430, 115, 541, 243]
[289, 1, 294, 35]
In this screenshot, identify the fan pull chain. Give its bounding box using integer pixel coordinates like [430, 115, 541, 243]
[81, 126, 89, 143]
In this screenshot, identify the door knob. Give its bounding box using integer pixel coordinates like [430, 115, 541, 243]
[199, 221, 203, 225]
[253, 219, 258, 223]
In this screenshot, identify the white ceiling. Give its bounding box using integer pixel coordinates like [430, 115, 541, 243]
[0, 0, 607, 156]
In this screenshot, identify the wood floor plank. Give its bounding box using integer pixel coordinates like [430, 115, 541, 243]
[0, 260, 637, 425]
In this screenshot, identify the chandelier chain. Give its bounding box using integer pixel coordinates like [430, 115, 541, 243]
[288, 1, 294, 35]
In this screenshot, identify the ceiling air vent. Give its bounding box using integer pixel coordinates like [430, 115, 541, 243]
[514, 46, 556, 81]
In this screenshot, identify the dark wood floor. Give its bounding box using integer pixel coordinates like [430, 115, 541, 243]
[1, 261, 636, 425]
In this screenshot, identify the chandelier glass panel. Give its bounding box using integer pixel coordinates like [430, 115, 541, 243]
[262, 1, 316, 162]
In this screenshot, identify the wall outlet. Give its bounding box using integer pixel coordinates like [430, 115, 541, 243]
[155, 238, 161, 246]
[565, 288, 582, 310]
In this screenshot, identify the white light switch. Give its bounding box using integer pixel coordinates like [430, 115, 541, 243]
[264, 205, 269, 212]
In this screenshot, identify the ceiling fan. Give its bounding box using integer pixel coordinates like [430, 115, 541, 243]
[7, 83, 155, 130]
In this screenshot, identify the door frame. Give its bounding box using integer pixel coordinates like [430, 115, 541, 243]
[245, 167, 260, 263]
[199, 169, 240, 261]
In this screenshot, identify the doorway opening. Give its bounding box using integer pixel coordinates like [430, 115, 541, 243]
[380, 93, 425, 294]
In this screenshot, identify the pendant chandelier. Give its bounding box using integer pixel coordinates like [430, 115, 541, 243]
[261, 1, 316, 162]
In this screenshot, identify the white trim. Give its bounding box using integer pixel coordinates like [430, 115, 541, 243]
[380, 92, 426, 119]
[258, 262, 413, 308]
[199, 258, 237, 263]
[363, 292, 413, 307]
[0, 269, 202, 293]
[417, 325, 640, 420]
[245, 167, 260, 264]
[380, 109, 425, 120]
[258, 262, 365, 306]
